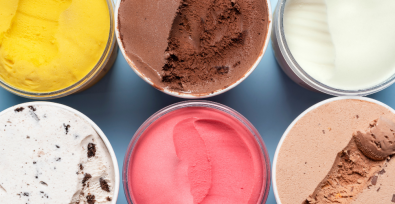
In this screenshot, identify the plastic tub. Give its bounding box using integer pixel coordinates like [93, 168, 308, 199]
[123, 100, 271, 203]
[0, 0, 118, 100]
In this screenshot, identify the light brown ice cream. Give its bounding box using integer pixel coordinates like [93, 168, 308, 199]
[276, 99, 395, 204]
[304, 117, 395, 204]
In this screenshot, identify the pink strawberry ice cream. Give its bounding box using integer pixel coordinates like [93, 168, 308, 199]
[126, 107, 266, 204]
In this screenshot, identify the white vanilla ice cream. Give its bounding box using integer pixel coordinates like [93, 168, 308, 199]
[284, 0, 395, 90]
[0, 104, 115, 204]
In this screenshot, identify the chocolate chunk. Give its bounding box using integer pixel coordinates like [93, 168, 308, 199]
[56, 157, 61, 161]
[371, 176, 378, 185]
[64, 124, 70, 135]
[28, 106, 36, 111]
[79, 164, 84, 170]
[392, 194, 395, 203]
[86, 194, 96, 204]
[40, 181, 48, 186]
[23, 192, 29, 196]
[87, 143, 96, 158]
[106, 196, 112, 201]
[100, 178, 110, 192]
[14, 107, 24, 112]
[82, 173, 92, 186]
[26, 136, 30, 139]
[379, 169, 386, 175]
[56, 145, 60, 148]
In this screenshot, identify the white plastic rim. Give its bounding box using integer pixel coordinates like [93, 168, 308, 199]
[0, 101, 120, 204]
[272, 96, 395, 204]
[114, 0, 273, 99]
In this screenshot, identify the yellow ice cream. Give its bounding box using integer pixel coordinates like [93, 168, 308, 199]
[0, 0, 110, 92]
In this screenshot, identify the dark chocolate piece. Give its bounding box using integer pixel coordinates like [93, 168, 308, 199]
[64, 124, 71, 135]
[87, 143, 96, 158]
[100, 178, 110, 192]
[14, 107, 24, 112]
[86, 194, 96, 204]
[371, 176, 378, 185]
[82, 173, 92, 186]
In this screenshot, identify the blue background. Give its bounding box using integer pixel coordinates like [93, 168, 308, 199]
[1, 0, 395, 203]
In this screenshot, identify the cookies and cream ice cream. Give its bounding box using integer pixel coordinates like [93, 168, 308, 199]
[0, 0, 110, 93]
[118, 0, 269, 95]
[276, 99, 395, 204]
[0, 104, 115, 203]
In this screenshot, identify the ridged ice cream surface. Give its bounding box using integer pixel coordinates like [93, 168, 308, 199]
[0, 104, 115, 204]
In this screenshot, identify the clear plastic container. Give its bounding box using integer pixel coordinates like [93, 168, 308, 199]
[272, 0, 395, 96]
[123, 100, 271, 203]
[272, 96, 395, 203]
[0, 0, 118, 100]
[115, 1, 272, 99]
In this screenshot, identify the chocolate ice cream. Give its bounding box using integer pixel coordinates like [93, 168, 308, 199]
[304, 117, 395, 204]
[118, 0, 269, 95]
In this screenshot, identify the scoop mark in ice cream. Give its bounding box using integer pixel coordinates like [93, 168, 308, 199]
[304, 117, 395, 204]
[354, 117, 395, 161]
[161, 0, 247, 91]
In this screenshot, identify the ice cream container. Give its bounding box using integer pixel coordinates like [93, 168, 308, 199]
[0, 0, 118, 100]
[115, 0, 272, 98]
[0, 101, 120, 203]
[272, 0, 395, 96]
[273, 96, 395, 204]
[123, 100, 271, 203]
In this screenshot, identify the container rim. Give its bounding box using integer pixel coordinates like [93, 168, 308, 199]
[0, 0, 117, 100]
[272, 96, 395, 204]
[122, 100, 271, 203]
[114, 0, 273, 99]
[273, 0, 395, 96]
[0, 101, 120, 204]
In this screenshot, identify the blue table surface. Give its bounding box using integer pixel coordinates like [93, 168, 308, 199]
[1, 0, 395, 203]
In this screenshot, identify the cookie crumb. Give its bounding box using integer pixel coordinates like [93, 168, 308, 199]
[15, 107, 24, 112]
[100, 178, 110, 192]
[87, 143, 96, 158]
[82, 173, 92, 186]
[64, 124, 71, 135]
[28, 106, 36, 111]
[86, 194, 96, 204]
